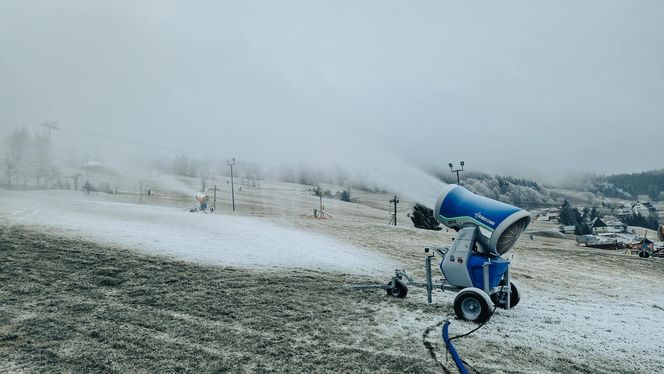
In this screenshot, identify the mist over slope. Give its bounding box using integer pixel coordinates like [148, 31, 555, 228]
[1, 124, 662, 211]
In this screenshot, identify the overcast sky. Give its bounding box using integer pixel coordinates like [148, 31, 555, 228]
[1, 0, 662, 179]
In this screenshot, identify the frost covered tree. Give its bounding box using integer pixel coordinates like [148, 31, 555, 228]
[458, 175, 553, 206]
[5, 127, 31, 186]
[4, 127, 30, 186]
[463, 178, 498, 200]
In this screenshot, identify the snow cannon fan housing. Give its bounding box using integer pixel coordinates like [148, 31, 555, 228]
[434, 185, 532, 256]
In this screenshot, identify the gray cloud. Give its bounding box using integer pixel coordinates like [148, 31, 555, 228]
[1, 0, 662, 178]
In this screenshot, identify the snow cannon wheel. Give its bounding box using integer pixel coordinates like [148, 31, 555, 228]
[491, 281, 521, 309]
[386, 279, 408, 298]
[454, 288, 493, 323]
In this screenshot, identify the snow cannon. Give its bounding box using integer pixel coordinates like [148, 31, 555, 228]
[195, 193, 209, 211]
[434, 184, 532, 256]
[433, 184, 531, 322]
[353, 184, 532, 324]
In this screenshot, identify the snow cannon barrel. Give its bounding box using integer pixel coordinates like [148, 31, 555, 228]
[196, 193, 209, 204]
[434, 184, 532, 256]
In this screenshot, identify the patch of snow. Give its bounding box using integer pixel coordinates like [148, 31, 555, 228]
[0, 190, 396, 274]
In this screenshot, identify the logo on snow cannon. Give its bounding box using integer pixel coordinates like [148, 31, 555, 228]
[473, 212, 496, 227]
[434, 184, 532, 255]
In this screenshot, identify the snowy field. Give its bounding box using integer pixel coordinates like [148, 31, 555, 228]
[1, 183, 663, 373]
[0, 190, 395, 275]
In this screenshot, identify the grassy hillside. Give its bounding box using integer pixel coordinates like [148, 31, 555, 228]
[0, 225, 443, 373]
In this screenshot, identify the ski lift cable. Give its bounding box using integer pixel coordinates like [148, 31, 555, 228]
[55, 125, 205, 157]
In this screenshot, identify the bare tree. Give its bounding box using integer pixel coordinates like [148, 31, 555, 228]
[4, 127, 30, 186]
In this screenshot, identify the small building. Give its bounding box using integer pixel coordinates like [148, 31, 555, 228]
[561, 225, 576, 234]
[604, 220, 627, 233]
[590, 218, 608, 234]
[542, 207, 560, 222]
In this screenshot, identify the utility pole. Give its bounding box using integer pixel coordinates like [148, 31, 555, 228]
[449, 161, 465, 185]
[40, 120, 60, 138]
[312, 186, 331, 218]
[315, 194, 331, 218]
[389, 195, 399, 226]
[227, 158, 236, 211]
[139, 184, 149, 205]
[84, 155, 90, 194]
[208, 184, 221, 212]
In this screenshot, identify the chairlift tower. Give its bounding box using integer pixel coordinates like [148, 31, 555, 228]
[208, 184, 221, 212]
[40, 120, 60, 138]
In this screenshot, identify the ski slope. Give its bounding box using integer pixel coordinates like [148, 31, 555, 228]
[0, 190, 396, 274]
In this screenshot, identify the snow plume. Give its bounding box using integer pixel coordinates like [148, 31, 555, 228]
[101, 167, 201, 198]
[264, 142, 448, 209]
[347, 160, 448, 209]
[329, 144, 449, 209]
[147, 173, 200, 197]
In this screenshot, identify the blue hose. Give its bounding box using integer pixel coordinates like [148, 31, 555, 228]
[442, 320, 468, 374]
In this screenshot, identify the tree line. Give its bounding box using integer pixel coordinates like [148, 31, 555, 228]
[579, 169, 664, 200]
[603, 170, 664, 200]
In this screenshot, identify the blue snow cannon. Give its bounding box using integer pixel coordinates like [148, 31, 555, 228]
[355, 184, 532, 324]
[434, 184, 531, 322]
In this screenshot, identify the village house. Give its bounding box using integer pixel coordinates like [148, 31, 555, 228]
[596, 215, 628, 233]
[590, 218, 608, 234]
[631, 201, 656, 216]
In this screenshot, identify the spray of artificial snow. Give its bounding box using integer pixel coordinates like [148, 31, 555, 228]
[342, 155, 448, 209]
